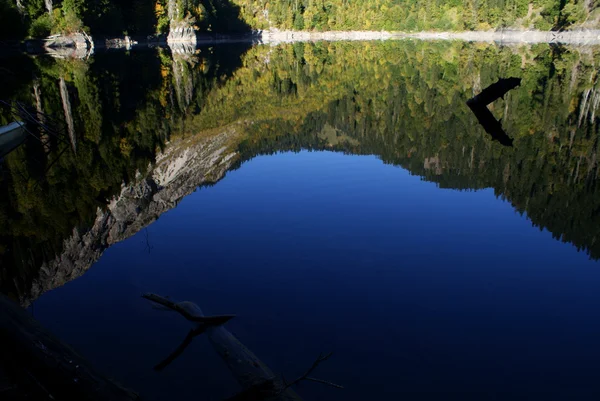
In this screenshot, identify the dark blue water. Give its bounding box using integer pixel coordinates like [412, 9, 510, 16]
[31, 151, 600, 400]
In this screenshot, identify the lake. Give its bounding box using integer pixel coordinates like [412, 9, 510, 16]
[1, 40, 600, 400]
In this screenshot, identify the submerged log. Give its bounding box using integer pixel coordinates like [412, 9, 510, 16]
[144, 294, 305, 401]
[0, 294, 140, 401]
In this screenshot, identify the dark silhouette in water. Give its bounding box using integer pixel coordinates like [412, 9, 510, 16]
[467, 102, 515, 146]
[143, 293, 342, 400]
[467, 77, 522, 147]
[469, 78, 522, 106]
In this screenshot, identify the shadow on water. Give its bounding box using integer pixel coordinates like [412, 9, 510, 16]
[467, 77, 522, 147]
[0, 0, 251, 41]
[197, 0, 253, 33]
[83, 0, 252, 37]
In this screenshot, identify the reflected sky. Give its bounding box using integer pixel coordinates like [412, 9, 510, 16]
[32, 151, 600, 401]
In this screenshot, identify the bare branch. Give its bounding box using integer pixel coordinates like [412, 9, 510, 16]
[142, 293, 235, 325]
[305, 377, 344, 389]
[283, 352, 335, 390]
[143, 228, 153, 254]
[154, 326, 208, 371]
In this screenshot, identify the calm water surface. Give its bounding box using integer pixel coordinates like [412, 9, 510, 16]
[1, 40, 600, 400]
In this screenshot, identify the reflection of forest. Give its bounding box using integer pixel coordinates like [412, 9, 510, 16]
[1, 40, 599, 303]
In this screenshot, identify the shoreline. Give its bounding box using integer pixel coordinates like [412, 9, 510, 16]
[261, 29, 600, 45]
[260, 30, 394, 43]
[4, 28, 600, 58]
[404, 29, 600, 45]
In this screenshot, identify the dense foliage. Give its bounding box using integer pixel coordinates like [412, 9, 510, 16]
[1, 40, 599, 300]
[0, 0, 598, 39]
[235, 0, 598, 31]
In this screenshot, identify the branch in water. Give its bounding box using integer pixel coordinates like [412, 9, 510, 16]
[153, 326, 208, 371]
[305, 377, 344, 389]
[142, 293, 235, 325]
[283, 352, 342, 390]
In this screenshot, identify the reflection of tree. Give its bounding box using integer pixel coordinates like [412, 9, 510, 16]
[0, 43, 251, 301]
[172, 52, 197, 112]
[0, 53, 165, 300]
[222, 41, 600, 259]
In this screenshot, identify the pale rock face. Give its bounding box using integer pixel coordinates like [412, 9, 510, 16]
[44, 33, 89, 49]
[406, 30, 600, 45]
[167, 26, 198, 45]
[261, 30, 393, 45]
[21, 130, 239, 306]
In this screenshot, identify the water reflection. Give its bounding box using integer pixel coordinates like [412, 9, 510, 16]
[0, 40, 599, 305]
[1, 40, 600, 400]
[143, 293, 338, 401]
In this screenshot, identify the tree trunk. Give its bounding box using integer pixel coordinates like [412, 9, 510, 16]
[33, 80, 51, 154]
[167, 0, 177, 21]
[59, 78, 77, 154]
[172, 54, 195, 111]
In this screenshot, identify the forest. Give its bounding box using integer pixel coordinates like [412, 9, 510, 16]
[0, 0, 598, 39]
[1, 40, 600, 302]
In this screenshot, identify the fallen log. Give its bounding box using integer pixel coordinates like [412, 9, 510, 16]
[142, 293, 235, 325]
[144, 294, 342, 401]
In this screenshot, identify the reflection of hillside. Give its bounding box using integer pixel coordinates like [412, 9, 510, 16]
[0, 44, 252, 303]
[20, 127, 239, 307]
[221, 41, 600, 258]
[1, 40, 600, 305]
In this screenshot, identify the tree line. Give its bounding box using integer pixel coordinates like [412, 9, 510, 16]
[0, 0, 597, 39]
[235, 0, 597, 31]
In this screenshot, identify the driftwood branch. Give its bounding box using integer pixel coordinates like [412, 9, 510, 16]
[143, 293, 235, 371]
[305, 376, 344, 389]
[153, 326, 208, 371]
[282, 352, 342, 390]
[142, 293, 235, 325]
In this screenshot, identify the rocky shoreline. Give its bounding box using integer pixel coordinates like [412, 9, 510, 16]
[11, 28, 600, 58]
[406, 29, 600, 45]
[261, 29, 600, 45]
[19, 126, 241, 307]
[260, 30, 394, 44]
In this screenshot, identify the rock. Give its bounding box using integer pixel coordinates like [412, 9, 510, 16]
[167, 25, 197, 45]
[406, 29, 600, 45]
[261, 30, 393, 45]
[44, 33, 89, 49]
